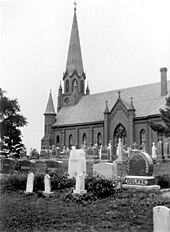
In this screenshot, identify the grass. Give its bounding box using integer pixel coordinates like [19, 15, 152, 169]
[1, 187, 170, 232]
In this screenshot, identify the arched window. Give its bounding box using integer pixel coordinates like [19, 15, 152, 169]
[65, 80, 69, 93]
[82, 133, 87, 144]
[113, 124, 127, 146]
[72, 79, 78, 91]
[80, 80, 84, 94]
[45, 125, 47, 133]
[56, 135, 60, 146]
[140, 129, 146, 148]
[97, 132, 102, 146]
[69, 134, 73, 149]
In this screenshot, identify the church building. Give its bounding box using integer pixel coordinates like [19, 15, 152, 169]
[41, 5, 169, 155]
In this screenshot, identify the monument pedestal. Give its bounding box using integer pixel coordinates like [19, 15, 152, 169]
[122, 175, 160, 190]
[73, 189, 87, 195]
[42, 191, 54, 197]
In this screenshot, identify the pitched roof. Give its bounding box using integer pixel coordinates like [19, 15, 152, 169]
[44, 91, 56, 115]
[53, 81, 170, 127]
[65, 7, 84, 76]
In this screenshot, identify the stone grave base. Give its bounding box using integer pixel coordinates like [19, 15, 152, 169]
[122, 175, 160, 190]
[122, 184, 160, 190]
[24, 191, 33, 194]
[73, 189, 87, 195]
[42, 191, 54, 197]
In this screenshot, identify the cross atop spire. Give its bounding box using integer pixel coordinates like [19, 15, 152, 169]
[74, 1, 77, 10]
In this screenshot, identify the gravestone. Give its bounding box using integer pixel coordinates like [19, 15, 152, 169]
[46, 160, 61, 173]
[35, 161, 47, 173]
[116, 139, 123, 163]
[2, 158, 16, 174]
[86, 146, 94, 160]
[153, 206, 170, 232]
[51, 145, 56, 158]
[73, 173, 87, 195]
[164, 142, 168, 160]
[93, 162, 117, 180]
[24, 172, 34, 194]
[122, 149, 160, 190]
[152, 142, 157, 160]
[157, 141, 163, 161]
[99, 145, 111, 162]
[39, 149, 51, 159]
[19, 160, 35, 174]
[31, 149, 39, 159]
[68, 147, 86, 178]
[42, 174, 54, 197]
[93, 143, 99, 162]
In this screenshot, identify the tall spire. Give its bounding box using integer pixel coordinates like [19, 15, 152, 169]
[65, 3, 84, 76]
[44, 90, 56, 115]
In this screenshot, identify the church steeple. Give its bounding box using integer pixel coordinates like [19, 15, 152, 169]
[63, 3, 86, 96]
[65, 4, 84, 77]
[44, 90, 56, 115]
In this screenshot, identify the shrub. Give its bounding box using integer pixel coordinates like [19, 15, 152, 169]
[85, 174, 115, 198]
[49, 171, 75, 191]
[155, 174, 170, 189]
[2, 171, 75, 192]
[2, 171, 27, 191]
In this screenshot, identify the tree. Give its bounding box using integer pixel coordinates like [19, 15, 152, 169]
[0, 88, 27, 156]
[149, 96, 170, 137]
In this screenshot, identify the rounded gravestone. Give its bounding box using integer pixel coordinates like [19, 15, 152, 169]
[127, 149, 153, 176]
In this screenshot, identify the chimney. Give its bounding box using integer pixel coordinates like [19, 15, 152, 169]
[160, 67, 168, 96]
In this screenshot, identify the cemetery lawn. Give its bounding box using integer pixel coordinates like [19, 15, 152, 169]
[1, 188, 170, 232]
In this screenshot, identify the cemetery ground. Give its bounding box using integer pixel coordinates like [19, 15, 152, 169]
[1, 172, 170, 232]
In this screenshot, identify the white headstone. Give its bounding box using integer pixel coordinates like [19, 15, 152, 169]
[153, 206, 170, 232]
[44, 174, 51, 193]
[25, 172, 34, 193]
[68, 147, 86, 178]
[73, 172, 87, 195]
[152, 142, 157, 159]
[116, 138, 123, 162]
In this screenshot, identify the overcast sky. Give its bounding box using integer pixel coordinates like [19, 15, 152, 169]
[1, 0, 170, 152]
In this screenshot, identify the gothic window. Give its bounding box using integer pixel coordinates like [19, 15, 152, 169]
[140, 129, 146, 148]
[56, 135, 60, 146]
[97, 132, 102, 146]
[82, 133, 87, 144]
[65, 80, 69, 93]
[72, 79, 78, 91]
[113, 124, 127, 147]
[69, 134, 73, 149]
[80, 80, 84, 94]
